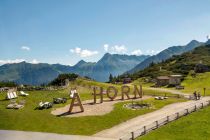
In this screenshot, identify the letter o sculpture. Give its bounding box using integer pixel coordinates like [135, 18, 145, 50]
[107, 86, 118, 100]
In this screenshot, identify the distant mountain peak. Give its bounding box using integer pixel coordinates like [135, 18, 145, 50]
[205, 39, 210, 45]
[103, 53, 112, 58]
[186, 40, 200, 46]
[74, 60, 87, 67]
[104, 52, 111, 56]
[127, 39, 203, 74]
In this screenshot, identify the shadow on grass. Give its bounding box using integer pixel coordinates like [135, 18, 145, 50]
[56, 111, 84, 117]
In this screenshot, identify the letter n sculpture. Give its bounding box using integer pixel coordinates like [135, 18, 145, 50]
[69, 89, 84, 113]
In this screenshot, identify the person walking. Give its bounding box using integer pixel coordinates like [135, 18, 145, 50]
[197, 92, 201, 100]
[193, 91, 197, 100]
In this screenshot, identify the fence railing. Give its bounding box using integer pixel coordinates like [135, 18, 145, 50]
[119, 100, 210, 140]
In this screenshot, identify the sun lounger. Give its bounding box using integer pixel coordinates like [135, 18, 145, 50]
[6, 92, 18, 99]
[7, 92, 11, 99]
[7, 103, 18, 109]
[20, 91, 29, 96]
[13, 92, 18, 98]
[13, 104, 24, 109]
[7, 101, 18, 109]
[155, 96, 166, 100]
[53, 97, 67, 104]
[37, 101, 53, 110]
[7, 100, 25, 109]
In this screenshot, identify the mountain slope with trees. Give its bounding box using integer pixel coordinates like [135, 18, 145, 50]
[128, 40, 203, 74]
[115, 44, 210, 82]
[0, 54, 149, 85]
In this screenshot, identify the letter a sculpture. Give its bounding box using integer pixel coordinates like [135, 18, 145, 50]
[69, 89, 84, 113]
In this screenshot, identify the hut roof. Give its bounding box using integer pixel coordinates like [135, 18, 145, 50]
[157, 76, 170, 80]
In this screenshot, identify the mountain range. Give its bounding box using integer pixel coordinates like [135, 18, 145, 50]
[125, 43, 210, 80]
[0, 39, 207, 85]
[0, 54, 149, 85]
[127, 40, 203, 73]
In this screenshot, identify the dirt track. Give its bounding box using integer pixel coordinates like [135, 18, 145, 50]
[94, 96, 210, 139]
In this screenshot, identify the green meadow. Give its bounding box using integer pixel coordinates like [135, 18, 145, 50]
[139, 105, 210, 140]
[0, 79, 185, 135]
[181, 72, 210, 96]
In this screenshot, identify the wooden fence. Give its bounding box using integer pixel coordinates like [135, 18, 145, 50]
[119, 100, 210, 140]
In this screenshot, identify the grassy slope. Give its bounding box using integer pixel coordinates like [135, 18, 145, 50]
[139, 105, 210, 140]
[0, 78, 184, 135]
[181, 72, 210, 96]
[123, 45, 210, 81]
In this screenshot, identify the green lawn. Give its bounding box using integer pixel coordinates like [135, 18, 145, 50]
[181, 72, 210, 96]
[139, 105, 210, 140]
[0, 82, 185, 135]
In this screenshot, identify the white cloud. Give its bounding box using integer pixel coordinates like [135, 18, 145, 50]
[146, 50, 160, 55]
[70, 47, 98, 57]
[207, 35, 210, 40]
[0, 59, 40, 65]
[104, 44, 109, 52]
[30, 59, 39, 64]
[131, 49, 143, 55]
[21, 46, 30, 51]
[104, 44, 127, 54]
[111, 45, 127, 54]
[0, 59, 25, 65]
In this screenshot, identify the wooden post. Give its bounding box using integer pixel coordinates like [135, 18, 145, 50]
[194, 105, 197, 111]
[201, 103, 204, 108]
[176, 112, 179, 119]
[143, 126, 146, 134]
[131, 132, 134, 140]
[69, 92, 84, 113]
[167, 116, 170, 122]
[185, 109, 189, 115]
[155, 121, 158, 128]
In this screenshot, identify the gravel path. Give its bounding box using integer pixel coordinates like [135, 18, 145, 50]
[94, 96, 210, 139]
[0, 130, 117, 140]
[146, 87, 190, 97]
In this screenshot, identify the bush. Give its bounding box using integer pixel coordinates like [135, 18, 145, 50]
[49, 73, 78, 86]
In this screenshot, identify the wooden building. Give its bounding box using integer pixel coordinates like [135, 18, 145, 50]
[156, 76, 170, 86]
[156, 75, 182, 86]
[169, 75, 182, 86]
[123, 78, 132, 84]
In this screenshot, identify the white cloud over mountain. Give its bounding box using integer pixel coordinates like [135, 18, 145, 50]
[30, 59, 39, 64]
[104, 44, 160, 56]
[70, 47, 98, 57]
[21, 46, 30, 51]
[103, 44, 109, 52]
[0, 59, 40, 65]
[146, 50, 160, 55]
[0, 59, 25, 65]
[103, 44, 127, 54]
[131, 49, 143, 55]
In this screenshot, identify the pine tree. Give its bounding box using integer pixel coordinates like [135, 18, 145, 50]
[109, 74, 113, 83]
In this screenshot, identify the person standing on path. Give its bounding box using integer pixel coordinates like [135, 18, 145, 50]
[193, 91, 197, 100]
[197, 92, 201, 100]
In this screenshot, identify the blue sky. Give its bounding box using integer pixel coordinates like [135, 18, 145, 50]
[1, 0, 210, 66]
